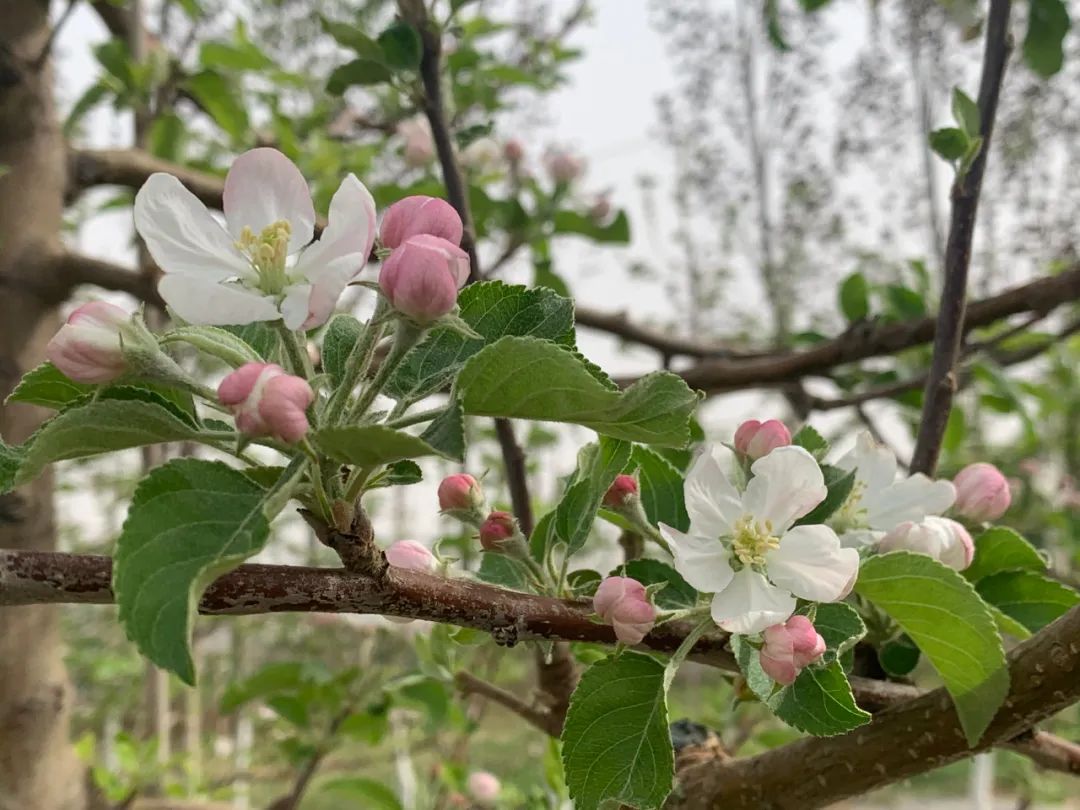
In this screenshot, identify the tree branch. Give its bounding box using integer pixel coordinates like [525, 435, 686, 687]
[910, 0, 1012, 474]
[455, 671, 560, 737]
[67, 148, 225, 210]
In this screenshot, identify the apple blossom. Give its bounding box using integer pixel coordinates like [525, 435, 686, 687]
[953, 462, 1011, 522]
[467, 771, 501, 804]
[831, 431, 957, 548]
[218, 362, 314, 444]
[878, 516, 974, 571]
[384, 540, 437, 572]
[380, 195, 463, 250]
[438, 473, 484, 511]
[397, 115, 435, 167]
[45, 301, 132, 383]
[602, 474, 639, 508]
[733, 419, 792, 461]
[593, 576, 656, 644]
[379, 234, 470, 322]
[759, 615, 827, 685]
[134, 148, 376, 330]
[659, 445, 859, 634]
[545, 149, 584, 184]
[504, 139, 525, 164]
[460, 137, 503, 172]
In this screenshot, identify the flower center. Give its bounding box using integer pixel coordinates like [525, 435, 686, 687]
[237, 220, 292, 294]
[731, 515, 780, 567]
[830, 479, 868, 533]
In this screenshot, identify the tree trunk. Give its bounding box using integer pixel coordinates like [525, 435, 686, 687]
[0, 3, 85, 808]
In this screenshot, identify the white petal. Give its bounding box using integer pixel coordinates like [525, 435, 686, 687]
[839, 528, 882, 549]
[223, 148, 315, 253]
[683, 444, 742, 537]
[159, 276, 280, 326]
[293, 174, 376, 279]
[865, 475, 957, 532]
[767, 524, 860, 602]
[134, 174, 249, 278]
[659, 523, 734, 594]
[279, 284, 311, 331]
[709, 569, 796, 634]
[836, 430, 897, 495]
[743, 446, 826, 532]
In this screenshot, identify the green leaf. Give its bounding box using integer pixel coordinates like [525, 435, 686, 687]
[552, 210, 631, 244]
[795, 466, 855, 526]
[386, 281, 575, 404]
[114, 459, 303, 684]
[223, 323, 279, 361]
[321, 778, 402, 810]
[884, 284, 926, 319]
[629, 445, 689, 532]
[855, 552, 1009, 745]
[975, 571, 1079, 632]
[15, 400, 199, 486]
[6, 363, 92, 409]
[477, 552, 530, 590]
[456, 337, 699, 447]
[879, 636, 921, 677]
[810, 602, 866, 666]
[929, 127, 969, 161]
[561, 652, 673, 810]
[184, 70, 249, 140]
[951, 87, 981, 137]
[838, 272, 870, 322]
[0, 441, 21, 494]
[221, 661, 331, 712]
[791, 425, 829, 459]
[732, 636, 870, 736]
[312, 425, 448, 467]
[162, 326, 264, 367]
[319, 16, 384, 59]
[199, 40, 273, 72]
[1024, 0, 1071, 77]
[615, 559, 696, 609]
[64, 81, 112, 137]
[378, 22, 422, 70]
[964, 526, 1046, 582]
[326, 59, 393, 94]
[555, 438, 632, 555]
[368, 460, 423, 488]
[322, 315, 364, 387]
[419, 399, 466, 462]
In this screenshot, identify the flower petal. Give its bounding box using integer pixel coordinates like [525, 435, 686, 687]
[836, 431, 897, 494]
[709, 569, 796, 634]
[293, 174, 376, 281]
[743, 446, 826, 532]
[279, 284, 312, 331]
[767, 524, 860, 602]
[864, 475, 957, 532]
[223, 148, 315, 253]
[134, 174, 249, 279]
[659, 523, 734, 594]
[683, 444, 742, 537]
[159, 276, 280, 326]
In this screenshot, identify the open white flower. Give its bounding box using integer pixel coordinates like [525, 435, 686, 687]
[659, 445, 859, 634]
[134, 148, 376, 330]
[831, 431, 956, 548]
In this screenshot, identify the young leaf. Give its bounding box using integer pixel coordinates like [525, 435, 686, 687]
[929, 127, 969, 161]
[791, 424, 829, 459]
[552, 210, 631, 244]
[810, 602, 866, 666]
[951, 87, 981, 138]
[628, 445, 689, 532]
[114, 458, 304, 684]
[1023, 0, 1071, 77]
[838, 272, 870, 322]
[321, 778, 402, 810]
[975, 571, 1079, 632]
[319, 16, 384, 59]
[312, 425, 450, 467]
[0, 440, 20, 494]
[6, 362, 92, 409]
[963, 526, 1046, 582]
[322, 314, 364, 387]
[327, 58, 394, 94]
[162, 325, 265, 367]
[419, 399, 466, 462]
[378, 22, 422, 70]
[615, 559, 697, 609]
[184, 70, 249, 140]
[367, 460, 423, 488]
[477, 552, 530, 590]
[555, 437, 632, 555]
[855, 551, 1009, 745]
[456, 336, 699, 447]
[561, 652, 673, 810]
[794, 465, 855, 526]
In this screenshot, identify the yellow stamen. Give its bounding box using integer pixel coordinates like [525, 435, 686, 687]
[731, 515, 780, 567]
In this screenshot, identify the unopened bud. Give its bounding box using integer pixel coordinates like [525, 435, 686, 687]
[545, 150, 584, 184]
[379, 234, 470, 323]
[603, 474, 639, 509]
[217, 362, 314, 444]
[952, 462, 1011, 522]
[504, 139, 525, 164]
[593, 576, 656, 645]
[479, 510, 518, 552]
[45, 301, 133, 384]
[733, 419, 792, 461]
[384, 540, 437, 572]
[879, 516, 974, 571]
[759, 615, 826, 685]
[588, 195, 612, 224]
[380, 195, 463, 250]
[466, 771, 501, 804]
[438, 473, 484, 512]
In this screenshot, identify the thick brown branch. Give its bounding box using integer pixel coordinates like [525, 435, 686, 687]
[910, 0, 1012, 474]
[68, 148, 225, 210]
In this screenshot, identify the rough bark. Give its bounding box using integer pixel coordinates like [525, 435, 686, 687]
[0, 2, 85, 808]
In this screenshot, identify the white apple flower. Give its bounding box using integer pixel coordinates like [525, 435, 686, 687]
[133, 147, 376, 330]
[831, 431, 957, 548]
[659, 445, 860, 635]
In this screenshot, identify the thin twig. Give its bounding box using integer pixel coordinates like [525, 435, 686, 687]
[455, 671, 559, 736]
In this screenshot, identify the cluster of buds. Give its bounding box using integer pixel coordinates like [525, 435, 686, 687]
[593, 576, 657, 645]
[734, 419, 792, 462]
[952, 462, 1011, 522]
[758, 615, 827, 685]
[218, 363, 314, 444]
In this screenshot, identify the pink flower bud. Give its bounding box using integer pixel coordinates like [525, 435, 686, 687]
[545, 150, 584, 184]
[593, 576, 657, 645]
[45, 301, 131, 383]
[879, 516, 974, 571]
[380, 195, 464, 250]
[953, 462, 1011, 522]
[733, 419, 792, 460]
[385, 540, 437, 572]
[397, 116, 435, 167]
[759, 615, 826, 685]
[588, 195, 612, 224]
[602, 474, 639, 508]
[379, 234, 470, 322]
[438, 473, 483, 511]
[504, 139, 525, 164]
[467, 771, 501, 803]
[217, 363, 314, 444]
[479, 510, 517, 552]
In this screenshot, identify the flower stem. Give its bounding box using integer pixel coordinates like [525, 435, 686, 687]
[345, 319, 424, 424]
[323, 301, 389, 425]
[275, 323, 314, 379]
[385, 405, 445, 429]
[664, 618, 713, 688]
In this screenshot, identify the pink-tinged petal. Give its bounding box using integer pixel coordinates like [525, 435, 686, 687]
[953, 463, 1011, 522]
[659, 523, 734, 594]
[836, 431, 898, 495]
[936, 517, 975, 571]
[710, 569, 796, 634]
[405, 233, 470, 287]
[792, 632, 827, 669]
[217, 362, 281, 406]
[293, 174, 376, 281]
[612, 598, 657, 645]
[380, 195, 463, 249]
[379, 236, 463, 322]
[743, 446, 826, 532]
[158, 276, 281, 327]
[279, 284, 313, 332]
[864, 475, 956, 532]
[134, 173, 249, 278]
[683, 444, 743, 537]
[223, 147, 315, 253]
[259, 374, 314, 443]
[293, 253, 365, 330]
[767, 524, 859, 603]
[385, 540, 437, 572]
